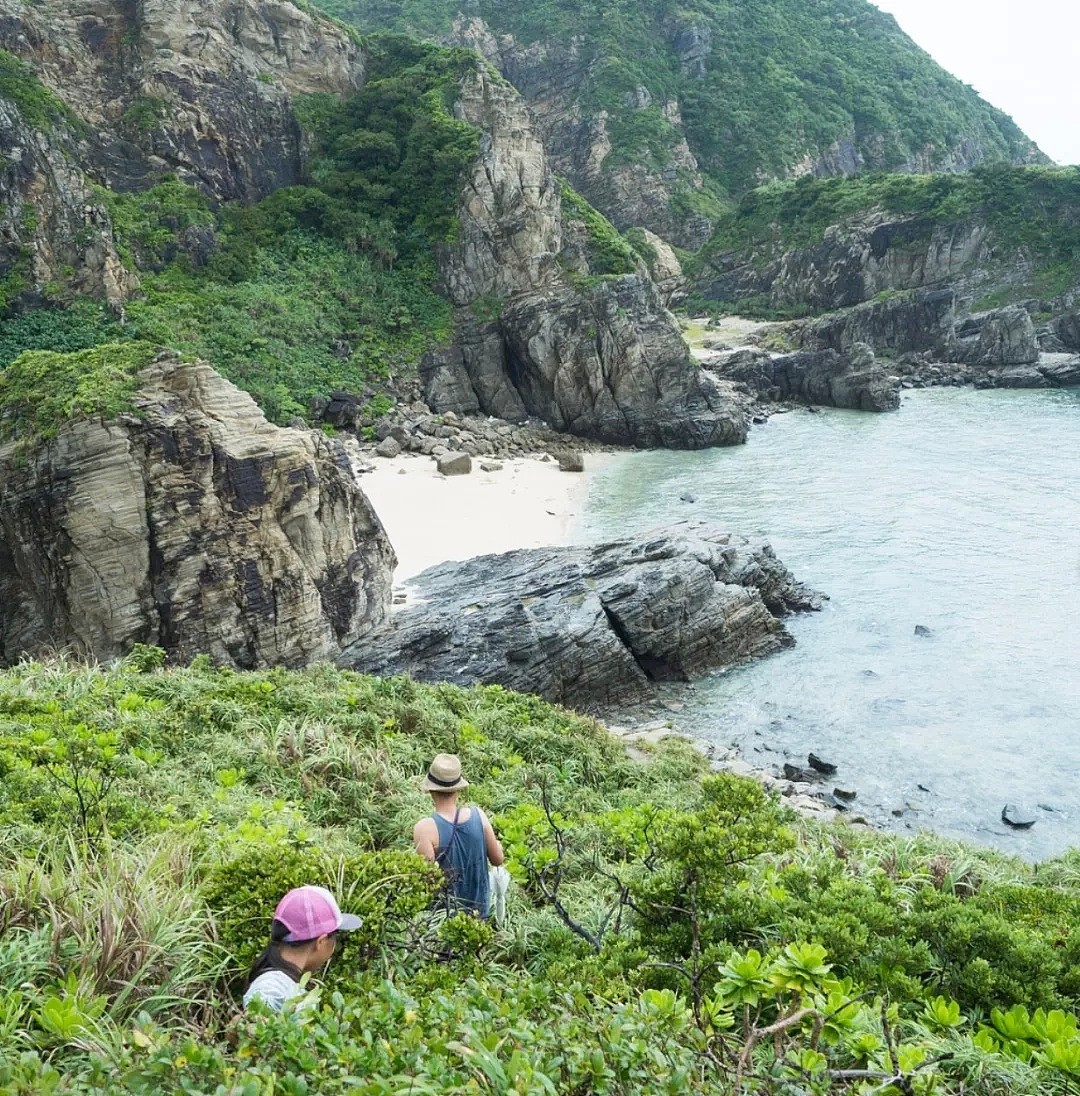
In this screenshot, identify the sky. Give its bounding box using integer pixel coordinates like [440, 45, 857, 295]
[871, 0, 1080, 164]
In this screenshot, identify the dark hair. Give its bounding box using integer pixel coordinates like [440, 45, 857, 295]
[246, 918, 303, 986]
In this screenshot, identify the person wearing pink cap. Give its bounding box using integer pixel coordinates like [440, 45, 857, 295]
[243, 885, 362, 1011]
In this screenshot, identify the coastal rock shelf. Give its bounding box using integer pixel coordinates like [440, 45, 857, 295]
[340, 522, 822, 708]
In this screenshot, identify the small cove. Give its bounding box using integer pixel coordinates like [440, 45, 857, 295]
[576, 386, 1080, 859]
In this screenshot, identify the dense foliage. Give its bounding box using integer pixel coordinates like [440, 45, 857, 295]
[316, 0, 1040, 196]
[0, 37, 484, 424]
[0, 342, 157, 454]
[0, 49, 81, 133]
[3, 656, 1080, 1093]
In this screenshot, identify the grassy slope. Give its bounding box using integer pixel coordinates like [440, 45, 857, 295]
[316, 0, 1040, 196]
[3, 655, 1080, 1092]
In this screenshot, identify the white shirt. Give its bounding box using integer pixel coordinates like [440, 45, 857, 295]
[243, 970, 304, 1012]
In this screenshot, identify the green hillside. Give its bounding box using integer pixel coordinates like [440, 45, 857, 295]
[4, 655, 1080, 1093]
[317, 0, 1043, 195]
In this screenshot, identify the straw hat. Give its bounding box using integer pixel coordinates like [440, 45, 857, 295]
[419, 753, 469, 792]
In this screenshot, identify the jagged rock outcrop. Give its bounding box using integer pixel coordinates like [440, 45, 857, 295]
[696, 214, 1008, 315]
[0, 352, 395, 668]
[701, 345, 900, 412]
[796, 289, 959, 357]
[792, 292, 1046, 373]
[425, 67, 746, 449]
[0, 0, 364, 201]
[340, 523, 822, 708]
[950, 306, 1038, 366]
[447, 16, 712, 250]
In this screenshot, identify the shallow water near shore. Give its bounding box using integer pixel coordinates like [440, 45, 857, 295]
[576, 387, 1080, 859]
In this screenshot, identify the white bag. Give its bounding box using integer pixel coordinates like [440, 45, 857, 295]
[488, 865, 511, 926]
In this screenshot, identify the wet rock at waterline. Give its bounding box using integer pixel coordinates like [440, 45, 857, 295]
[340, 522, 823, 708]
[700, 345, 900, 412]
[0, 353, 395, 668]
[808, 753, 838, 774]
[1001, 805, 1037, 830]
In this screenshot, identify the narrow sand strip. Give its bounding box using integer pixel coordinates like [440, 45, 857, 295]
[359, 454, 611, 583]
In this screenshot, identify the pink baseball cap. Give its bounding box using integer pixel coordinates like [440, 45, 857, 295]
[274, 885, 362, 942]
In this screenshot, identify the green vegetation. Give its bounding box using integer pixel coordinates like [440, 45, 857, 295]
[704, 164, 1080, 257]
[0, 49, 82, 133]
[3, 656, 1080, 1092]
[315, 0, 1039, 196]
[560, 181, 639, 277]
[0, 37, 484, 425]
[0, 342, 157, 453]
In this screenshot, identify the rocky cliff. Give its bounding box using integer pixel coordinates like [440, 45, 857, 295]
[0, 0, 363, 197]
[0, 349, 395, 667]
[324, 0, 1044, 250]
[425, 66, 747, 449]
[340, 523, 822, 708]
[2, 4, 746, 451]
[0, 0, 363, 303]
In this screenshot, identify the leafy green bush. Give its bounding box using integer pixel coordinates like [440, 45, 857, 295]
[560, 181, 639, 277]
[0, 342, 157, 452]
[3, 657, 1080, 1093]
[0, 49, 82, 132]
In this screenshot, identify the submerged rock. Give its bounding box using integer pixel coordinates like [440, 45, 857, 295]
[0, 352, 395, 668]
[808, 753, 838, 774]
[1001, 805, 1037, 829]
[340, 522, 823, 708]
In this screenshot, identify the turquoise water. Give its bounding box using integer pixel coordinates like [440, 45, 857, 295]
[576, 387, 1080, 858]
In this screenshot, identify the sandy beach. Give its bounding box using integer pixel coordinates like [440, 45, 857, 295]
[358, 453, 613, 583]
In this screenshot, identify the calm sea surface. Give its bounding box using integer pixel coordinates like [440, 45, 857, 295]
[575, 387, 1080, 859]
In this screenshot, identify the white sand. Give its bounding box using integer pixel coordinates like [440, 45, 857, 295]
[358, 454, 611, 584]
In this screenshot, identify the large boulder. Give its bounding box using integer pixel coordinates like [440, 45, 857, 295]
[339, 523, 822, 708]
[0, 350, 395, 667]
[950, 306, 1039, 367]
[703, 344, 900, 411]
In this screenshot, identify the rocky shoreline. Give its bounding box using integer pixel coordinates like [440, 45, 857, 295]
[339, 522, 823, 709]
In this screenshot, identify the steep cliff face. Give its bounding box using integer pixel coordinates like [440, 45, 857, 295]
[695, 212, 1026, 315]
[0, 350, 395, 668]
[0, 0, 363, 302]
[425, 67, 746, 449]
[0, 0, 364, 198]
[447, 15, 713, 250]
[0, 93, 136, 312]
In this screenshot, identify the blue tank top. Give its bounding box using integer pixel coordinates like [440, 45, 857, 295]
[433, 808, 490, 919]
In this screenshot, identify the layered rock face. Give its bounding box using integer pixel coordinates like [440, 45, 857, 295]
[425, 68, 746, 449]
[696, 214, 1006, 315]
[340, 523, 821, 708]
[0, 353, 395, 668]
[0, 0, 364, 199]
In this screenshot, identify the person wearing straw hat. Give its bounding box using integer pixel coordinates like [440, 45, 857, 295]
[243, 885, 362, 1012]
[413, 753, 504, 919]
